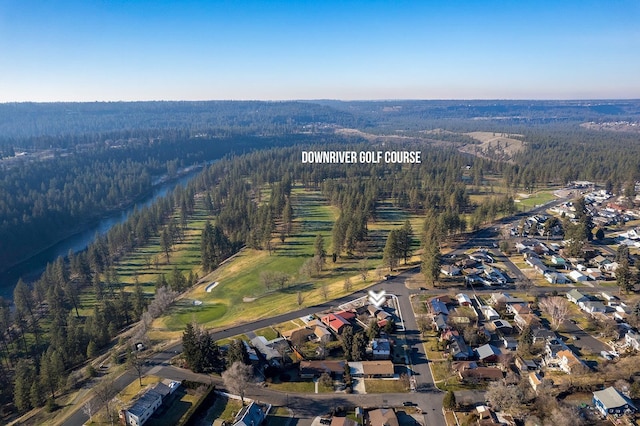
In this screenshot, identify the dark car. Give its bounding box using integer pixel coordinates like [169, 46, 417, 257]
[402, 401, 415, 407]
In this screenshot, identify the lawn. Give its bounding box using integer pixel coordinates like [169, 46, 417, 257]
[205, 396, 243, 424]
[148, 387, 202, 426]
[265, 407, 291, 426]
[363, 379, 408, 393]
[254, 326, 279, 341]
[266, 380, 316, 393]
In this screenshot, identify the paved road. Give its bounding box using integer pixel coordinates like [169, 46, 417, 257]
[62, 267, 446, 426]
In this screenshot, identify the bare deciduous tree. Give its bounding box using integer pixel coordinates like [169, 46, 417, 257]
[222, 361, 254, 405]
[538, 296, 570, 330]
[93, 376, 118, 424]
[82, 399, 97, 422]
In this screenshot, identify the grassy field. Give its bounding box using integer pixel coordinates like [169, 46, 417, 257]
[206, 396, 243, 424]
[515, 190, 557, 209]
[363, 379, 408, 393]
[151, 187, 425, 338]
[148, 387, 202, 426]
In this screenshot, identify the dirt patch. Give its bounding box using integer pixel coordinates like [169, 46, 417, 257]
[459, 131, 526, 162]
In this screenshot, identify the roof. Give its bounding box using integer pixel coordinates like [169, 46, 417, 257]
[367, 408, 399, 426]
[322, 313, 351, 332]
[593, 387, 637, 410]
[361, 360, 395, 376]
[567, 289, 588, 301]
[127, 389, 162, 418]
[300, 360, 345, 376]
[331, 417, 358, 426]
[335, 310, 356, 320]
[233, 401, 265, 426]
[558, 349, 583, 368]
[370, 338, 391, 353]
[282, 326, 315, 341]
[429, 299, 449, 315]
[476, 344, 502, 360]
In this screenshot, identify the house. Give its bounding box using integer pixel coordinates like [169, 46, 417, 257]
[282, 327, 315, 345]
[476, 344, 502, 363]
[457, 293, 472, 306]
[490, 293, 524, 306]
[502, 337, 518, 350]
[441, 265, 461, 276]
[367, 338, 391, 360]
[510, 303, 532, 316]
[625, 330, 640, 350]
[360, 360, 395, 378]
[367, 408, 399, 426]
[550, 255, 567, 267]
[488, 319, 513, 335]
[449, 336, 473, 360]
[529, 372, 544, 393]
[429, 298, 449, 316]
[299, 360, 345, 379]
[545, 272, 569, 284]
[475, 405, 500, 425]
[120, 381, 180, 426]
[478, 306, 499, 321]
[593, 386, 638, 417]
[543, 338, 569, 369]
[601, 292, 620, 304]
[585, 268, 604, 281]
[233, 401, 266, 426]
[250, 336, 287, 363]
[515, 357, 538, 372]
[531, 328, 556, 344]
[440, 328, 459, 342]
[313, 325, 333, 342]
[322, 313, 352, 334]
[567, 289, 588, 304]
[568, 270, 588, 282]
[579, 300, 607, 314]
[514, 313, 540, 330]
[557, 349, 586, 374]
[432, 313, 449, 331]
[331, 417, 358, 426]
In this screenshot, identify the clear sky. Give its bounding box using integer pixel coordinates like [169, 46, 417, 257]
[1, 0, 639, 102]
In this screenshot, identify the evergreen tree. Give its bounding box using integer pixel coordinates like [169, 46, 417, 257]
[341, 326, 354, 361]
[397, 220, 414, 264]
[383, 230, 400, 271]
[226, 339, 250, 368]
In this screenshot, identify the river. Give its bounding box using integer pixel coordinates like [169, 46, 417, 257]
[0, 166, 204, 299]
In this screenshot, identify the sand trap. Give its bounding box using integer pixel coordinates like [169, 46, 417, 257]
[243, 297, 257, 302]
[205, 281, 219, 292]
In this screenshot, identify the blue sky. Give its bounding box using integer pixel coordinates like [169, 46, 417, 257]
[0, 0, 638, 101]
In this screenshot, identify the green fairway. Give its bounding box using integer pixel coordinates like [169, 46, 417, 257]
[152, 187, 423, 336]
[164, 302, 228, 330]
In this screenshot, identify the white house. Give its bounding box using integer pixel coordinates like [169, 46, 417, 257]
[625, 330, 640, 351]
[479, 305, 500, 321]
[457, 293, 472, 306]
[568, 270, 588, 282]
[579, 300, 607, 314]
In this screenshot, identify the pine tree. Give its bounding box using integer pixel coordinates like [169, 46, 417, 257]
[383, 230, 400, 271]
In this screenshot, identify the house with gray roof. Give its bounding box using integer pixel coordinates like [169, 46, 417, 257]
[567, 289, 588, 304]
[233, 401, 267, 426]
[593, 387, 637, 417]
